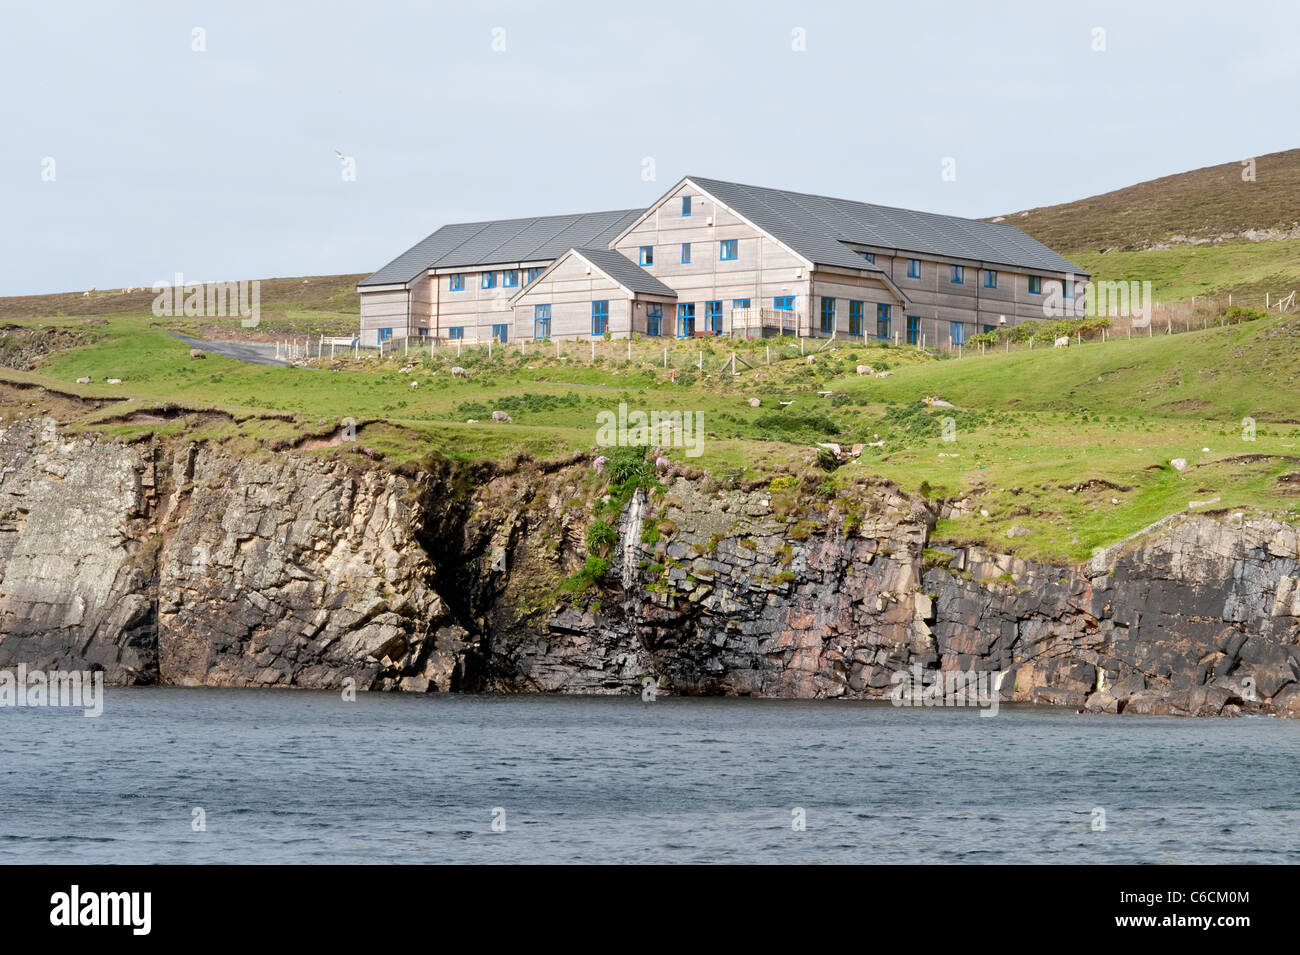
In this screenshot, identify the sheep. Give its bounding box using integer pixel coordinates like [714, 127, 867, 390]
[106, 378, 122, 384]
[450, 366, 469, 378]
[1054, 335, 1070, 348]
[190, 348, 206, 359]
[491, 410, 512, 422]
[75, 376, 91, 384]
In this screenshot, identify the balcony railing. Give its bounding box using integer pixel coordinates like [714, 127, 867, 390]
[731, 307, 803, 335]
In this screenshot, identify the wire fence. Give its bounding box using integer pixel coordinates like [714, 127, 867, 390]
[272, 288, 1297, 372]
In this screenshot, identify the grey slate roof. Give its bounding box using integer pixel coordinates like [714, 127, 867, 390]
[687, 176, 1087, 276]
[358, 208, 644, 287]
[573, 247, 677, 297]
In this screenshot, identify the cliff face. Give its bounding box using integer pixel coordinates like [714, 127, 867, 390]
[0, 419, 1297, 717]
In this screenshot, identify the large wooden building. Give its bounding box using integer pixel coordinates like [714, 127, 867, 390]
[357, 176, 1088, 348]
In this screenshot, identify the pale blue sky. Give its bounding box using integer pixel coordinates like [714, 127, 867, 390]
[2, 0, 1296, 295]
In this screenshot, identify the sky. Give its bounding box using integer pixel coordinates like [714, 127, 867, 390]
[2, 0, 1297, 296]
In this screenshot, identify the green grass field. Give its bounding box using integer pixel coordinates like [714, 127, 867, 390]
[3, 304, 1299, 565]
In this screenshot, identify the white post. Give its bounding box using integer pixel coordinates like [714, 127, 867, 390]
[489, 337, 493, 359]
[591, 338, 595, 361]
[663, 347, 667, 368]
[697, 350, 702, 370]
[457, 338, 461, 358]
[766, 345, 770, 365]
[331, 341, 335, 360]
[627, 339, 631, 360]
[404, 336, 409, 356]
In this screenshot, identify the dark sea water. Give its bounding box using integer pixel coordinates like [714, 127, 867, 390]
[2, 688, 1297, 864]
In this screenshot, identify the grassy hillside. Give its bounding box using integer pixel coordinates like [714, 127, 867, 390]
[995, 148, 1300, 312]
[0, 274, 364, 337]
[1, 308, 1298, 565]
[995, 147, 1300, 253]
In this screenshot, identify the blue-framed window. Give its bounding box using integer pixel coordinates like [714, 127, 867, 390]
[950, 321, 966, 346]
[950, 265, 964, 285]
[982, 324, 996, 334]
[773, 295, 794, 312]
[447, 327, 464, 340]
[732, 298, 751, 310]
[906, 315, 920, 345]
[533, 304, 551, 340]
[492, 323, 509, 343]
[676, 303, 695, 337]
[681, 196, 692, 216]
[481, 271, 496, 289]
[681, 242, 691, 264]
[706, 300, 722, 333]
[1028, 275, 1042, 294]
[907, 259, 921, 279]
[378, 327, 393, 342]
[877, 304, 892, 339]
[503, 269, 519, 288]
[526, 266, 543, 284]
[819, 296, 836, 333]
[449, 273, 464, 291]
[417, 327, 428, 337]
[848, 300, 864, 336]
[720, 239, 738, 261]
[591, 300, 609, 336]
[1063, 276, 1075, 298]
[862, 252, 876, 264]
[639, 245, 653, 266]
[984, 269, 997, 289]
[646, 302, 662, 337]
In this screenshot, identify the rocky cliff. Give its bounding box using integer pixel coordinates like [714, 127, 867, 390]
[0, 418, 1296, 717]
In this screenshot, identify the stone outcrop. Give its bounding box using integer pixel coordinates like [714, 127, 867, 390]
[0, 418, 1297, 717]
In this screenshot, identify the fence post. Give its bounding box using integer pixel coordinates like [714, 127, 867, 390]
[766, 345, 770, 365]
[663, 347, 667, 368]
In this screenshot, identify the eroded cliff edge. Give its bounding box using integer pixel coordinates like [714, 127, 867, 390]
[0, 419, 1297, 717]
